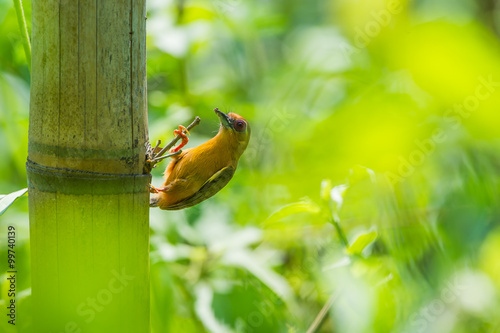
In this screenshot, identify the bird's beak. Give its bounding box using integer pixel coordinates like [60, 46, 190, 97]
[215, 108, 231, 129]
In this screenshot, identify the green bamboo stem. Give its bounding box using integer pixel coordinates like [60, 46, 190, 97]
[330, 216, 350, 249]
[28, 1, 149, 332]
[12, 0, 31, 71]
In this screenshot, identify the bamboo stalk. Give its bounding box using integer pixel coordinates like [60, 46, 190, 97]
[27, 1, 149, 332]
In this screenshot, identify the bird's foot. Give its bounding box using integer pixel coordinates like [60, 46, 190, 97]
[149, 184, 167, 193]
[144, 117, 201, 174]
[170, 125, 190, 153]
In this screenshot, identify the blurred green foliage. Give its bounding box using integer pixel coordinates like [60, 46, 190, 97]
[2, 0, 500, 332]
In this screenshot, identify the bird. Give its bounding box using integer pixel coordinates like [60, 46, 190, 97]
[149, 108, 251, 210]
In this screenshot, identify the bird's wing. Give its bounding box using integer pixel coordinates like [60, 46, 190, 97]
[163, 166, 235, 210]
[163, 149, 190, 180]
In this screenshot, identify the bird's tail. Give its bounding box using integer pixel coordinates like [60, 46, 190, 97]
[150, 194, 159, 207]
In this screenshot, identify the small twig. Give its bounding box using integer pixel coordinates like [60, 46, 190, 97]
[151, 150, 181, 163]
[13, 0, 31, 72]
[306, 291, 339, 333]
[144, 116, 201, 174]
[155, 116, 201, 158]
[152, 139, 161, 152]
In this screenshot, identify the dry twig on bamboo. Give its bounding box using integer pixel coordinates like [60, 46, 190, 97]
[144, 116, 201, 173]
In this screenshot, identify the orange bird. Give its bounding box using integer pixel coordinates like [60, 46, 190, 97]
[150, 108, 251, 210]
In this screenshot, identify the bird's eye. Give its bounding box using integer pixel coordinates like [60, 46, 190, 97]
[234, 120, 246, 132]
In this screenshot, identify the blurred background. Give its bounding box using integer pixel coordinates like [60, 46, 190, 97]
[2, 0, 500, 332]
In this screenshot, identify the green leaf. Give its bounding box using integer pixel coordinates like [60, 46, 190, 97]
[347, 230, 378, 255]
[0, 188, 28, 216]
[328, 166, 376, 218]
[194, 283, 232, 333]
[320, 179, 333, 202]
[264, 199, 321, 225]
[330, 184, 348, 216]
[222, 248, 293, 302]
[348, 165, 377, 185]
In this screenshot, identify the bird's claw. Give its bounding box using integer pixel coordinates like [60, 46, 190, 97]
[171, 125, 190, 153]
[150, 184, 166, 193]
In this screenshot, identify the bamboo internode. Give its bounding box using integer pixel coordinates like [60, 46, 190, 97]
[27, 1, 150, 332]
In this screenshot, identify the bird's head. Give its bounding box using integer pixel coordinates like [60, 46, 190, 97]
[214, 108, 251, 155]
